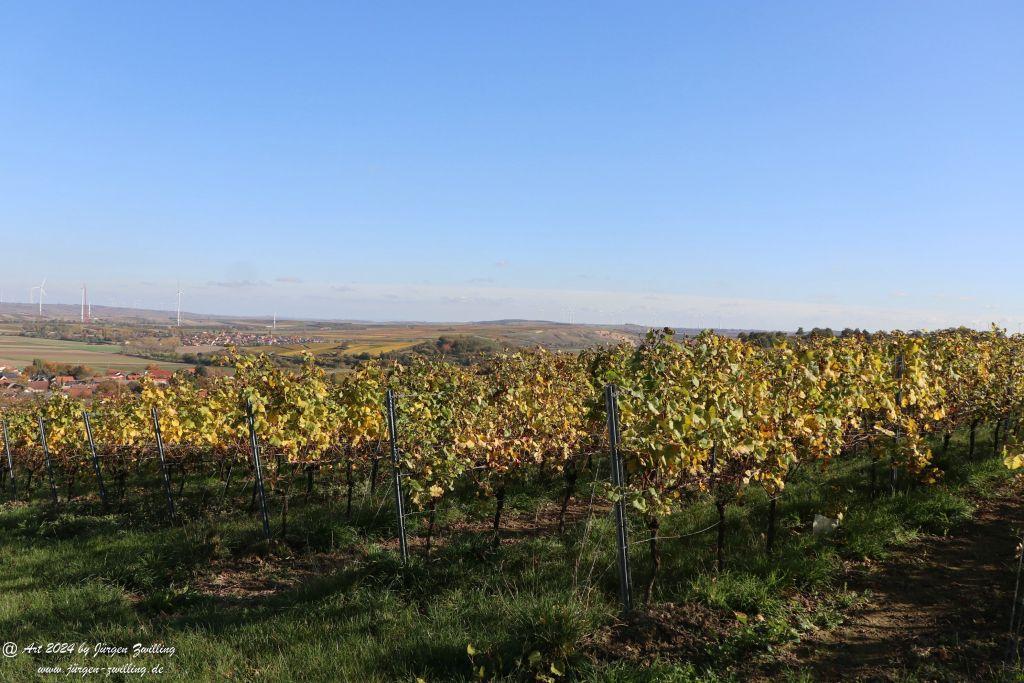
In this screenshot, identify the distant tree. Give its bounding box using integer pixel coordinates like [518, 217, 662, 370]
[740, 331, 788, 348]
[27, 358, 48, 378]
[69, 364, 93, 380]
[95, 380, 122, 398]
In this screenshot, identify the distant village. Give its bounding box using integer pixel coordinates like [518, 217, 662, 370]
[179, 331, 324, 347]
[0, 364, 183, 400]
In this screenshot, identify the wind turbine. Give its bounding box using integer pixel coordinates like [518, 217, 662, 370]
[35, 278, 46, 315]
[176, 283, 183, 326]
[81, 284, 90, 323]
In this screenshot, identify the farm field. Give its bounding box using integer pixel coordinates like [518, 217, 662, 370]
[0, 318, 646, 377]
[0, 335, 189, 372]
[245, 338, 422, 358]
[240, 321, 645, 361]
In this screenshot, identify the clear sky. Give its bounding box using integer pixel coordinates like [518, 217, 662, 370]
[1, 2, 1021, 330]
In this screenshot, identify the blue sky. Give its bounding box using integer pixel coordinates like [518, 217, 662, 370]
[1, 2, 1021, 330]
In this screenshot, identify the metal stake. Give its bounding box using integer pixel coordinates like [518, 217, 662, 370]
[37, 416, 58, 504]
[605, 384, 633, 615]
[82, 412, 107, 506]
[245, 403, 272, 541]
[1, 419, 15, 499]
[385, 389, 409, 564]
[219, 461, 235, 508]
[150, 406, 176, 519]
[891, 353, 904, 496]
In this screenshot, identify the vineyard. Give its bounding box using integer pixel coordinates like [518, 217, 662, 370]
[1, 327, 1023, 680]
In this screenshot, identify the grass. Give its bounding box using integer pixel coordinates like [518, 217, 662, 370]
[0, 425, 1016, 681]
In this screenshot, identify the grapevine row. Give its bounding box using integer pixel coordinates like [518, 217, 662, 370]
[1, 328, 1022, 571]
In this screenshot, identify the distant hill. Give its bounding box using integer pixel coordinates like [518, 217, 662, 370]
[0, 302, 228, 325]
[0, 302, 760, 344]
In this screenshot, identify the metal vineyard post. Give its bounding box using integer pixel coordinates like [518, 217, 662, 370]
[37, 415, 58, 504]
[82, 411, 107, 507]
[245, 402, 272, 541]
[385, 389, 409, 565]
[1, 419, 15, 499]
[605, 384, 633, 615]
[150, 406, 177, 519]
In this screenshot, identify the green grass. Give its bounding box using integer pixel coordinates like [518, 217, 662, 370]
[0, 426, 1016, 681]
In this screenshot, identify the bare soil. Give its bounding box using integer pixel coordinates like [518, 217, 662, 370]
[192, 549, 361, 603]
[588, 603, 731, 668]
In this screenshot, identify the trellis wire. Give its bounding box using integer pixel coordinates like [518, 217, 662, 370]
[628, 520, 722, 547]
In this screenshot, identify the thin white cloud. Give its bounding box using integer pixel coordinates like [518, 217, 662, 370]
[142, 278, 1021, 331]
[288, 281, 1006, 331]
[206, 280, 267, 289]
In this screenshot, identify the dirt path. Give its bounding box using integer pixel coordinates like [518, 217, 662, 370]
[789, 494, 1024, 681]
